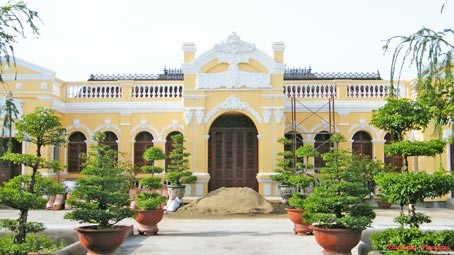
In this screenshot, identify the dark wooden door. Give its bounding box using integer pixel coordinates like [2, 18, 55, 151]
[208, 115, 258, 192]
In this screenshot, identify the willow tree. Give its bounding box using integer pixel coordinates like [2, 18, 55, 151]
[384, 26, 454, 137]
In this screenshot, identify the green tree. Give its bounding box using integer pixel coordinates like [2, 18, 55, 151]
[65, 132, 135, 229]
[0, 107, 65, 245]
[165, 133, 196, 186]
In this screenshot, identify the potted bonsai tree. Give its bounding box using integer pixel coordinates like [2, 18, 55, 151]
[133, 146, 167, 235]
[165, 133, 196, 210]
[271, 137, 298, 204]
[285, 174, 315, 235]
[303, 134, 375, 255]
[64, 132, 136, 255]
[283, 144, 318, 235]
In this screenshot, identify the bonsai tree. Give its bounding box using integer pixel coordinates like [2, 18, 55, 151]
[165, 133, 196, 187]
[0, 107, 66, 253]
[64, 132, 135, 229]
[133, 147, 167, 235]
[303, 134, 375, 230]
[295, 144, 319, 173]
[271, 137, 296, 185]
[135, 146, 167, 211]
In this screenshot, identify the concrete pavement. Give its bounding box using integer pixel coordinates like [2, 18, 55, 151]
[1, 207, 454, 255]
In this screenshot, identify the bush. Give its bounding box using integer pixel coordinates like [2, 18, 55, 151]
[371, 228, 454, 254]
[0, 234, 65, 255]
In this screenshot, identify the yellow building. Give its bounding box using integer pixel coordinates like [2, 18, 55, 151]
[0, 33, 452, 205]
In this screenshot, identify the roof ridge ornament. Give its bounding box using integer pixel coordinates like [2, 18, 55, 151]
[214, 32, 256, 54]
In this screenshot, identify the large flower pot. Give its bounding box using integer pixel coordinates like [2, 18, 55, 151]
[167, 185, 186, 200]
[285, 208, 312, 235]
[376, 200, 392, 209]
[278, 185, 296, 205]
[134, 209, 165, 235]
[75, 225, 128, 255]
[311, 226, 363, 255]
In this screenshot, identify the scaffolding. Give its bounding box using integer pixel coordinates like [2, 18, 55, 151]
[288, 92, 336, 171]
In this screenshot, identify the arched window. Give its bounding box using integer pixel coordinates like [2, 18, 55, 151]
[134, 132, 154, 168]
[68, 132, 87, 172]
[166, 131, 182, 171]
[102, 131, 118, 152]
[384, 133, 403, 172]
[314, 131, 331, 170]
[352, 131, 372, 158]
[284, 132, 303, 169]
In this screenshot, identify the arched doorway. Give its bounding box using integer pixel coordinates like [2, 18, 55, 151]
[208, 114, 258, 192]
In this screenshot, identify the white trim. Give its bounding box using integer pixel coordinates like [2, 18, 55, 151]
[1, 74, 55, 81]
[183, 94, 207, 99]
[37, 97, 184, 114]
[260, 94, 286, 99]
[285, 101, 386, 113]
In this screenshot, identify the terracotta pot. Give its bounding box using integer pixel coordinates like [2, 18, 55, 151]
[285, 208, 312, 235]
[45, 195, 55, 210]
[64, 193, 72, 210]
[75, 225, 128, 255]
[311, 226, 363, 255]
[376, 200, 392, 209]
[52, 194, 65, 210]
[278, 185, 295, 205]
[167, 185, 186, 200]
[134, 209, 165, 235]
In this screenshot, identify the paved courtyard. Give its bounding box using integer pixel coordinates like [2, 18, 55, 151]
[0, 207, 453, 255]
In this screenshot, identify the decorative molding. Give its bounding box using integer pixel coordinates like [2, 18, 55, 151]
[218, 95, 249, 110]
[262, 109, 271, 124]
[214, 32, 256, 54]
[198, 71, 270, 89]
[195, 109, 204, 124]
[274, 109, 284, 124]
[40, 82, 48, 90]
[184, 109, 193, 125]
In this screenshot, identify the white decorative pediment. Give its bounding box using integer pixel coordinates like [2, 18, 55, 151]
[197, 33, 271, 89]
[218, 95, 249, 110]
[214, 32, 256, 54]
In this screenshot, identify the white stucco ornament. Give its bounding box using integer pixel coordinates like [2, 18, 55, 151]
[195, 109, 204, 124]
[274, 109, 284, 124]
[73, 119, 80, 128]
[262, 109, 271, 124]
[197, 32, 271, 89]
[214, 32, 256, 54]
[218, 95, 249, 110]
[184, 109, 193, 125]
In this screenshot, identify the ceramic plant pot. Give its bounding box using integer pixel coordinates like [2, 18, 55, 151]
[311, 226, 363, 255]
[75, 225, 129, 255]
[134, 209, 165, 235]
[285, 208, 312, 235]
[278, 185, 296, 205]
[167, 185, 186, 200]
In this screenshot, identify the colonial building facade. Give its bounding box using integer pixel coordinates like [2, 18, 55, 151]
[1, 33, 452, 204]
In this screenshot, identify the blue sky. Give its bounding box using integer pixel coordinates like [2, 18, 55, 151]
[13, 0, 454, 81]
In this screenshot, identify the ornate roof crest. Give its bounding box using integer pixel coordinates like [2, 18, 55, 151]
[214, 32, 256, 54]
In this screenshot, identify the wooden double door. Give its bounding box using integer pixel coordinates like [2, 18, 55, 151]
[208, 115, 258, 192]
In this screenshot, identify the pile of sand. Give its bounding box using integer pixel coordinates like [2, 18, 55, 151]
[175, 187, 274, 216]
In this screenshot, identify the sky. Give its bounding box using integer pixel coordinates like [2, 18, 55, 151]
[11, 0, 454, 81]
